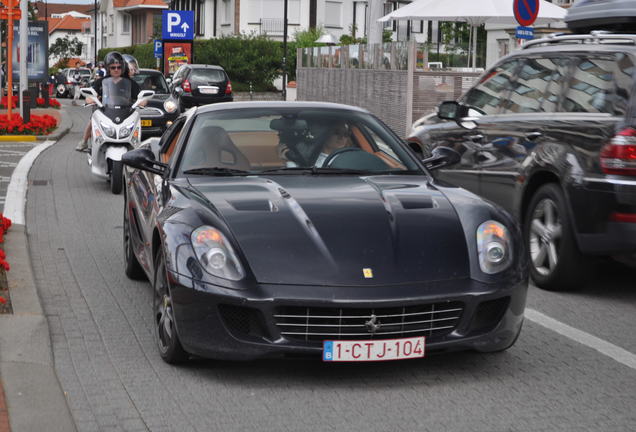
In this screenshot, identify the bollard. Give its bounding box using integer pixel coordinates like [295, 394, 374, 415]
[22, 89, 31, 123]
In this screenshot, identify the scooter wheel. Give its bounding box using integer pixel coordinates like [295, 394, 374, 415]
[110, 161, 124, 194]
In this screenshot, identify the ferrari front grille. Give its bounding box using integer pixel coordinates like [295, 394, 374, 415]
[274, 302, 463, 343]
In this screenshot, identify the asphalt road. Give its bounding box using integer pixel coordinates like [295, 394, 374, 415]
[25, 101, 636, 432]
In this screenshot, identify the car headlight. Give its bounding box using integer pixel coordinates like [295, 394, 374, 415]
[191, 226, 245, 281]
[476, 221, 512, 274]
[119, 123, 135, 138]
[163, 100, 177, 113]
[100, 122, 116, 138]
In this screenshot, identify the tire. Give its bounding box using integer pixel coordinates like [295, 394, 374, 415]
[153, 249, 188, 364]
[123, 197, 145, 280]
[110, 161, 123, 194]
[524, 183, 592, 291]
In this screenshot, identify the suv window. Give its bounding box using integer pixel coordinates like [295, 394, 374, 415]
[612, 53, 634, 116]
[504, 57, 570, 114]
[190, 69, 226, 83]
[562, 56, 619, 114]
[462, 60, 520, 115]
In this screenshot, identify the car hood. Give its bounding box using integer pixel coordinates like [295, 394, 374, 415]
[187, 175, 470, 286]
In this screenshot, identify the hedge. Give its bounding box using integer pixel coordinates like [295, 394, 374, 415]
[98, 34, 298, 92]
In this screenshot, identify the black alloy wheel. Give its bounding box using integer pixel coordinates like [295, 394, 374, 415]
[110, 161, 124, 194]
[524, 183, 591, 291]
[153, 250, 188, 364]
[123, 198, 145, 280]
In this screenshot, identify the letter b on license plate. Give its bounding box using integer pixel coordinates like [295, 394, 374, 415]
[323, 337, 425, 362]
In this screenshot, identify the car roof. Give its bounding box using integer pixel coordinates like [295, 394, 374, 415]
[192, 101, 371, 115]
[138, 68, 163, 75]
[184, 64, 226, 71]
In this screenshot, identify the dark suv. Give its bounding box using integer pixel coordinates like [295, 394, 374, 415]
[169, 64, 233, 111]
[408, 32, 636, 291]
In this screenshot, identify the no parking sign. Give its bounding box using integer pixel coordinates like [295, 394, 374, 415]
[513, 0, 540, 27]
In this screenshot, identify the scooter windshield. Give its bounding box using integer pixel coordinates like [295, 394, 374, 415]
[101, 78, 133, 123]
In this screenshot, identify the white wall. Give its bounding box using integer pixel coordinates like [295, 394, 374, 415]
[49, 29, 94, 67]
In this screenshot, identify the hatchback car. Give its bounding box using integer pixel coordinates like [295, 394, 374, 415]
[121, 101, 527, 364]
[408, 32, 636, 291]
[132, 69, 180, 137]
[63, 67, 92, 98]
[169, 64, 233, 111]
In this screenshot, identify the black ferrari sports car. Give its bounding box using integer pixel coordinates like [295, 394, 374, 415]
[122, 101, 528, 364]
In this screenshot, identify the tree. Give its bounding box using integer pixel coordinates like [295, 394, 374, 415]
[49, 36, 84, 69]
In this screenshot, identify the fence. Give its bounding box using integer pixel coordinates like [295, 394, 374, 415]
[296, 42, 482, 137]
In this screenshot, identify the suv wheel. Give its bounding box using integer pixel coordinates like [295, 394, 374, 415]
[524, 183, 591, 291]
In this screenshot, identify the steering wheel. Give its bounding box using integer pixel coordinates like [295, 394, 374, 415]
[322, 147, 365, 167]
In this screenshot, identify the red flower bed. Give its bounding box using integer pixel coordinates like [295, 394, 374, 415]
[1, 96, 61, 109]
[0, 113, 57, 135]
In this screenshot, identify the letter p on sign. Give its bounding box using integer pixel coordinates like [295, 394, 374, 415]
[167, 13, 180, 32]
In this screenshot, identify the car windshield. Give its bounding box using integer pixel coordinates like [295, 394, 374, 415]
[133, 72, 169, 94]
[177, 108, 421, 176]
[190, 69, 226, 83]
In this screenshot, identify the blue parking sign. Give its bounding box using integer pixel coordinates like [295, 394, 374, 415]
[162, 10, 194, 40]
[153, 40, 163, 58]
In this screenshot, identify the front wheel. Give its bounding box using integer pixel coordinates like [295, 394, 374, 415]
[123, 196, 145, 280]
[524, 183, 592, 291]
[154, 250, 188, 364]
[110, 160, 123, 194]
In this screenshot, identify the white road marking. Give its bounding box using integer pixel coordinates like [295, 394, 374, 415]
[525, 308, 636, 370]
[4, 140, 56, 225]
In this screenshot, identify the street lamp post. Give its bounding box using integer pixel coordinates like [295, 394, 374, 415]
[94, 0, 97, 65]
[282, 0, 287, 101]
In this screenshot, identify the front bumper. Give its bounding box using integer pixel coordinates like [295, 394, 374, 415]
[168, 274, 528, 361]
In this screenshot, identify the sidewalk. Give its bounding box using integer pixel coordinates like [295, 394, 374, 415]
[0, 107, 77, 431]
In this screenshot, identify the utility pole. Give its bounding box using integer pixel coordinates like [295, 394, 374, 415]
[19, 0, 27, 118]
[281, 0, 287, 101]
[94, 0, 97, 65]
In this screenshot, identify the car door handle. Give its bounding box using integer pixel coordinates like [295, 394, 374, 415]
[525, 131, 542, 141]
[468, 134, 484, 143]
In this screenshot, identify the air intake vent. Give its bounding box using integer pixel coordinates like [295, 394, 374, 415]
[274, 302, 463, 343]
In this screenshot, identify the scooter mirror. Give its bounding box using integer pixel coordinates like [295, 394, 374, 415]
[132, 90, 155, 109]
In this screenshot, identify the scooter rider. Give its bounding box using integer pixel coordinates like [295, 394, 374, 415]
[76, 52, 144, 151]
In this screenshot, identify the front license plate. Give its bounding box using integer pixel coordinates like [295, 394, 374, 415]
[323, 337, 425, 362]
[141, 119, 152, 127]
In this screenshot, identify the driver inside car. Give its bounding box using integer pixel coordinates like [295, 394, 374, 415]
[314, 121, 355, 167]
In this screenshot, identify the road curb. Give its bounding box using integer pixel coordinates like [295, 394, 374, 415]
[0, 137, 77, 431]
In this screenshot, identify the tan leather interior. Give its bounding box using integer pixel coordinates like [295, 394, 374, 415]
[183, 125, 251, 170]
[350, 126, 404, 169]
[160, 129, 182, 163]
[228, 131, 281, 167]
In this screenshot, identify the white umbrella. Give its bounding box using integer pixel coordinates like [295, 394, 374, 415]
[379, 0, 567, 68]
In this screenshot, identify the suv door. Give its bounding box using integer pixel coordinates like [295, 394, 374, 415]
[477, 56, 571, 216]
[428, 59, 522, 194]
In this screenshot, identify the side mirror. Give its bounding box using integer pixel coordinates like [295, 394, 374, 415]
[132, 90, 155, 109]
[422, 146, 461, 171]
[166, 77, 172, 85]
[437, 101, 461, 120]
[173, 86, 184, 97]
[122, 148, 169, 177]
[80, 87, 102, 107]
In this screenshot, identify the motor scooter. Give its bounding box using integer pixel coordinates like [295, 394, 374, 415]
[81, 83, 154, 194]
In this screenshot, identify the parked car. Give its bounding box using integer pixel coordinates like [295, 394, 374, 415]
[132, 69, 180, 137]
[120, 101, 528, 364]
[58, 67, 91, 98]
[169, 64, 233, 111]
[408, 32, 636, 291]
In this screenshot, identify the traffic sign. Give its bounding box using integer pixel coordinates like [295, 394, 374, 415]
[515, 26, 535, 40]
[513, 0, 540, 27]
[154, 39, 163, 59]
[162, 10, 194, 40]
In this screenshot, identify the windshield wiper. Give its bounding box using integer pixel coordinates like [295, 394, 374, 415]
[183, 167, 250, 176]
